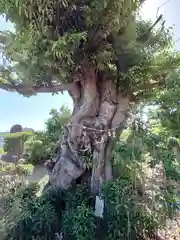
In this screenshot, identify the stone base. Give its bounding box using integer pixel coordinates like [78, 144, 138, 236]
[1, 153, 19, 163]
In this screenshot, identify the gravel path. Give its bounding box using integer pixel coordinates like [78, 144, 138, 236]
[26, 164, 47, 183]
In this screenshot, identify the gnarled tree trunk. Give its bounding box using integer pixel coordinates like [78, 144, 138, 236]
[45, 65, 130, 196]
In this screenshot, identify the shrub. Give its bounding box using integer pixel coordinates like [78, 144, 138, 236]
[45, 106, 71, 143]
[4, 132, 33, 154]
[1, 111, 180, 240]
[23, 106, 71, 164]
[101, 178, 140, 240]
[1, 185, 64, 240]
[23, 132, 52, 164]
[0, 161, 34, 239]
[62, 185, 96, 240]
[0, 183, 39, 240]
[1, 177, 179, 240]
[1, 183, 94, 240]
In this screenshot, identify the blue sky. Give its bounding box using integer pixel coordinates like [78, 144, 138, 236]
[0, 0, 180, 131]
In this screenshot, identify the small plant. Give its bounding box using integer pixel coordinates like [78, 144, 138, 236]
[62, 185, 96, 240]
[1, 184, 63, 240]
[62, 203, 95, 240]
[101, 178, 137, 240]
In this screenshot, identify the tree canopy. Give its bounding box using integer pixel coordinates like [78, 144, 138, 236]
[0, 0, 179, 103]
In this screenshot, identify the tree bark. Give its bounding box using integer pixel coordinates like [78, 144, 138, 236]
[45, 65, 130, 196]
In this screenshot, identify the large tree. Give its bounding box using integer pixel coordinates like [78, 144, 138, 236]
[0, 0, 179, 196]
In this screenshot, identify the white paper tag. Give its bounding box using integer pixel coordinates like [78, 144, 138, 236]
[54, 232, 63, 240]
[94, 196, 104, 218]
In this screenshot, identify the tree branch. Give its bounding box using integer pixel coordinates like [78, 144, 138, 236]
[137, 15, 163, 42]
[0, 82, 76, 96]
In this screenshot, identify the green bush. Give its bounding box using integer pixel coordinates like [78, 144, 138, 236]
[24, 132, 52, 164]
[1, 185, 64, 240]
[23, 106, 71, 164]
[1, 183, 94, 240]
[45, 106, 71, 143]
[0, 183, 39, 239]
[4, 132, 33, 154]
[101, 176, 160, 239]
[1, 110, 180, 240]
[1, 175, 179, 240]
[2, 127, 178, 240]
[0, 162, 35, 239]
[61, 185, 96, 240]
[101, 178, 137, 240]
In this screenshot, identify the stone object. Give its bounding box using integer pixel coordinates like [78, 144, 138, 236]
[10, 124, 23, 133]
[1, 125, 33, 163]
[2, 124, 23, 163]
[1, 153, 19, 163]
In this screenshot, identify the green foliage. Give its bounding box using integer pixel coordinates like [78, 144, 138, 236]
[23, 106, 71, 164]
[0, 0, 179, 101]
[45, 106, 71, 143]
[24, 131, 52, 164]
[4, 131, 33, 140]
[62, 186, 96, 240]
[0, 161, 36, 239]
[101, 177, 160, 239]
[101, 160, 160, 240]
[1, 181, 85, 239]
[4, 131, 33, 153]
[154, 71, 180, 137]
[136, 211, 159, 237]
[2, 108, 179, 240]
[63, 203, 95, 240]
[1, 174, 176, 240]
[1, 184, 59, 240]
[0, 160, 34, 199]
[1, 182, 60, 240]
[102, 178, 137, 240]
[108, 119, 180, 237]
[145, 107, 180, 181]
[1, 163, 179, 240]
[0, 173, 22, 197]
